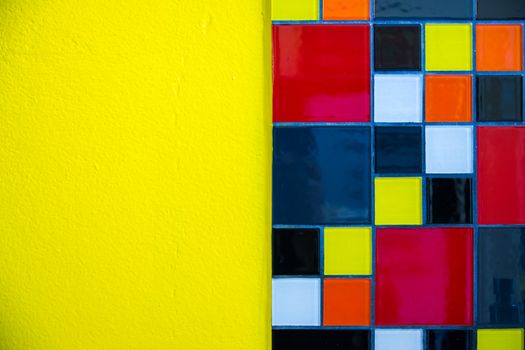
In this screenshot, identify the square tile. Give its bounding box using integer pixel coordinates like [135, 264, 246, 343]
[374, 25, 421, 71]
[427, 330, 472, 350]
[273, 25, 370, 122]
[425, 24, 472, 71]
[476, 75, 523, 122]
[375, 228, 474, 325]
[273, 127, 371, 225]
[272, 228, 320, 276]
[375, 329, 423, 350]
[323, 278, 371, 326]
[426, 178, 472, 224]
[374, 177, 422, 225]
[477, 329, 524, 350]
[272, 278, 321, 326]
[476, 24, 523, 71]
[477, 127, 525, 224]
[375, 126, 422, 174]
[271, 0, 319, 20]
[425, 126, 473, 174]
[374, 0, 472, 19]
[374, 74, 423, 123]
[323, 0, 369, 20]
[478, 228, 525, 325]
[425, 75, 472, 122]
[324, 227, 372, 275]
[273, 329, 370, 350]
[477, 0, 525, 19]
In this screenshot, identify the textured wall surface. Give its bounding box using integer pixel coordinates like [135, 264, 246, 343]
[0, 0, 270, 348]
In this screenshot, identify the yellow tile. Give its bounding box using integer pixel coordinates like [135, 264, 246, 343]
[324, 227, 372, 275]
[374, 177, 422, 225]
[425, 24, 472, 71]
[478, 329, 524, 350]
[272, 0, 319, 20]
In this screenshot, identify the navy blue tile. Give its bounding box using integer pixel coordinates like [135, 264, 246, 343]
[427, 178, 472, 224]
[273, 127, 371, 225]
[478, 227, 525, 326]
[478, 0, 525, 19]
[273, 329, 370, 350]
[272, 228, 320, 276]
[427, 330, 473, 350]
[374, 126, 422, 174]
[477, 75, 523, 122]
[374, 0, 473, 19]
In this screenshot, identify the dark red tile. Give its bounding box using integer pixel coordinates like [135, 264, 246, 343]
[272, 25, 370, 122]
[478, 127, 525, 224]
[376, 228, 473, 326]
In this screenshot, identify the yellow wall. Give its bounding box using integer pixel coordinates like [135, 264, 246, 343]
[0, 0, 270, 348]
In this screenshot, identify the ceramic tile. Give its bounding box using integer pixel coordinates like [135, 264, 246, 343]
[425, 126, 473, 174]
[426, 178, 472, 224]
[425, 24, 472, 71]
[374, 0, 473, 19]
[376, 228, 473, 325]
[478, 227, 525, 325]
[477, 0, 525, 19]
[272, 228, 320, 276]
[323, 0, 370, 20]
[476, 24, 523, 72]
[323, 278, 371, 326]
[374, 74, 423, 123]
[272, 278, 321, 326]
[425, 75, 472, 122]
[374, 25, 421, 71]
[374, 329, 423, 350]
[271, 0, 319, 20]
[374, 126, 422, 174]
[272, 329, 370, 350]
[477, 329, 524, 350]
[324, 227, 372, 275]
[477, 127, 525, 224]
[427, 330, 473, 350]
[476, 75, 523, 122]
[273, 25, 370, 122]
[374, 177, 422, 225]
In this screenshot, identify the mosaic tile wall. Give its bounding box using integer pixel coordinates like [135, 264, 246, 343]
[271, 0, 525, 349]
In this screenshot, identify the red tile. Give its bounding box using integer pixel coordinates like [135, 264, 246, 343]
[478, 127, 525, 224]
[272, 25, 370, 122]
[376, 228, 473, 326]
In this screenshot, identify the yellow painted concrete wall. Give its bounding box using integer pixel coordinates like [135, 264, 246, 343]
[0, 0, 270, 348]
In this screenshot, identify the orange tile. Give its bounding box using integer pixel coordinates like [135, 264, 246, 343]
[476, 24, 523, 71]
[425, 75, 472, 123]
[323, 278, 370, 326]
[322, 0, 370, 20]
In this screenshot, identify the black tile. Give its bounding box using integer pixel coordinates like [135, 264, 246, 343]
[374, 25, 421, 71]
[427, 178, 472, 224]
[375, 0, 473, 19]
[478, 0, 525, 19]
[427, 330, 472, 350]
[375, 126, 422, 174]
[477, 75, 523, 122]
[273, 329, 370, 350]
[272, 228, 320, 276]
[273, 127, 371, 225]
[478, 227, 525, 326]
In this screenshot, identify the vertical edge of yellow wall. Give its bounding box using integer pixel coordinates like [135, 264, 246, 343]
[477, 329, 525, 350]
[324, 227, 372, 275]
[425, 24, 473, 71]
[271, 0, 319, 20]
[374, 177, 423, 226]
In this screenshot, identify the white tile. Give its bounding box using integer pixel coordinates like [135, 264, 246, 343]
[375, 329, 423, 350]
[425, 126, 473, 174]
[374, 74, 423, 123]
[272, 278, 321, 326]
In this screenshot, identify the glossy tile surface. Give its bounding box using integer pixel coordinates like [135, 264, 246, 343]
[323, 278, 371, 326]
[374, 25, 421, 71]
[374, 177, 422, 225]
[375, 329, 423, 350]
[478, 228, 525, 325]
[273, 25, 370, 122]
[374, 74, 423, 123]
[477, 127, 525, 224]
[477, 75, 523, 122]
[323, 0, 370, 20]
[273, 127, 371, 225]
[427, 178, 472, 224]
[425, 75, 472, 122]
[271, 0, 319, 20]
[272, 228, 320, 276]
[376, 228, 473, 325]
[272, 329, 370, 350]
[425, 126, 473, 174]
[375, 126, 422, 174]
[427, 330, 472, 350]
[374, 0, 473, 19]
[477, 0, 525, 19]
[272, 278, 321, 326]
[324, 227, 372, 276]
[476, 24, 523, 71]
[477, 329, 524, 350]
[425, 24, 473, 71]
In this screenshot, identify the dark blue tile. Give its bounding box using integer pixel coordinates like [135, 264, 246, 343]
[374, 0, 473, 19]
[272, 228, 320, 276]
[427, 330, 472, 350]
[273, 329, 370, 350]
[478, 227, 525, 326]
[478, 0, 525, 19]
[273, 127, 371, 225]
[477, 75, 523, 122]
[374, 126, 422, 174]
